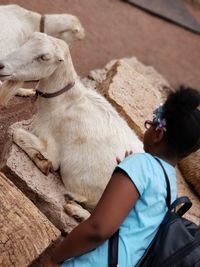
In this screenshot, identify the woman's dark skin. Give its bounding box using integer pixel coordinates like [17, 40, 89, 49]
[43, 125, 178, 267]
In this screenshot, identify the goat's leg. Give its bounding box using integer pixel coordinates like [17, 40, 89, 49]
[0, 79, 35, 97]
[64, 192, 90, 221]
[65, 191, 88, 204]
[16, 88, 36, 97]
[64, 201, 91, 222]
[13, 128, 53, 175]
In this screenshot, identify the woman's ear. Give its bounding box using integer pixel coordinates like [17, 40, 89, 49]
[154, 128, 165, 143]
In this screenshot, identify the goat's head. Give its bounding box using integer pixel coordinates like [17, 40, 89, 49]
[0, 32, 70, 82]
[0, 32, 72, 105]
[46, 14, 85, 45]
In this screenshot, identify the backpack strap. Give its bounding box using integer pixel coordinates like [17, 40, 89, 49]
[154, 157, 192, 216]
[153, 157, 171, 208]
[108, 229, 119, 267]
[168, 196, 192, 216]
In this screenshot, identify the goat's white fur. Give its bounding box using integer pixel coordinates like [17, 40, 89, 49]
[0, 4, 85, 99]
[0, 33, 143, 220]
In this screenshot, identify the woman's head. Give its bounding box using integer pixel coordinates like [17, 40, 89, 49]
[143, 86, 200, 160]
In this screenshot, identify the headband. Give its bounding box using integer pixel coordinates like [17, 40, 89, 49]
[153, 104, 167, 131]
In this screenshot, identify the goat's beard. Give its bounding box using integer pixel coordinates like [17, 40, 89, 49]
[0, 80, 23, 106]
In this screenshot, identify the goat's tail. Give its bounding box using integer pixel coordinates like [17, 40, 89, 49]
[0, 80, 23, 106]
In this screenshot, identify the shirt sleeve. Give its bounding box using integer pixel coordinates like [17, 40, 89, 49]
[114, 153, 150, 196]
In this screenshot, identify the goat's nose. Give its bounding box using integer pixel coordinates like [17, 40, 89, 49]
[0, 63, 5, 69]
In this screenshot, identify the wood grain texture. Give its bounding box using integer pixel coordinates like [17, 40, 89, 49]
[0, 172, 60, 267]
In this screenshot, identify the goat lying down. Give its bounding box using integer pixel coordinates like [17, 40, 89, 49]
[0, 33, 143, 221]
[0, 4, 85, 97]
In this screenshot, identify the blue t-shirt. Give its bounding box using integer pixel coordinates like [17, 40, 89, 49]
[61, 153, 176, 267]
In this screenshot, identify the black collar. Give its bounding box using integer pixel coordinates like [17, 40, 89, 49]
[40, 15, 45, 33]
[35, 82, 75, 99]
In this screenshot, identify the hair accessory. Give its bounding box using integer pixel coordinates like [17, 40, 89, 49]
[153, 104, 167, 131]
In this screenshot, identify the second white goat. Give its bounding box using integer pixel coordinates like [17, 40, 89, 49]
[0, 4, 85, 97]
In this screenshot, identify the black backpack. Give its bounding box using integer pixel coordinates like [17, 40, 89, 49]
[108, 157, 200, 267]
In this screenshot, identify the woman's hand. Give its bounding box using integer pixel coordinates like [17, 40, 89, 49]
[42, 256, 60, 267]
[116, 150, 133, 164]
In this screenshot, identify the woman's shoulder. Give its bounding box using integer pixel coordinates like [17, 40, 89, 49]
[117, 152, 162, 182]
[116, 153, 154, 195]
[121, 152, 153, 166]
[127, 153, 175, 175]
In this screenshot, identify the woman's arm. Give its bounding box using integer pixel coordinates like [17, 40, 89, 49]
[44, 169, 139, 266]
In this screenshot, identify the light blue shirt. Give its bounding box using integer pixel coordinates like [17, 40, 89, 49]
[61, 153, 176, 267]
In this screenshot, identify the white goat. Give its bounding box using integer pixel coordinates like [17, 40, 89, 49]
[0, 4, 85, 97]
[0, 33, 143, 221]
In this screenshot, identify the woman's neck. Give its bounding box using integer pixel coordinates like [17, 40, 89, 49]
[151, 152, 178, 167]
[147, 145, 179, 167]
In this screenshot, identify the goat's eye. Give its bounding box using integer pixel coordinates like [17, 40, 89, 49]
[38, 54, 50, 61]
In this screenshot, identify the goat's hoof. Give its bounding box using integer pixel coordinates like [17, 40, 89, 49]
[64, 202, 87, 223]
[42, 160, 53, 176]
[64, 192, 87, 205]
[35, 152, 53, 175]
[73, 215, 84, 223]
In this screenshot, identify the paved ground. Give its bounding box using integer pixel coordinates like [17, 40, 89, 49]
[0, 0, 200, 155]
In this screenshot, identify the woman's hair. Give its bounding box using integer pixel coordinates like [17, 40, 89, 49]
[163, 86, 200, 158]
